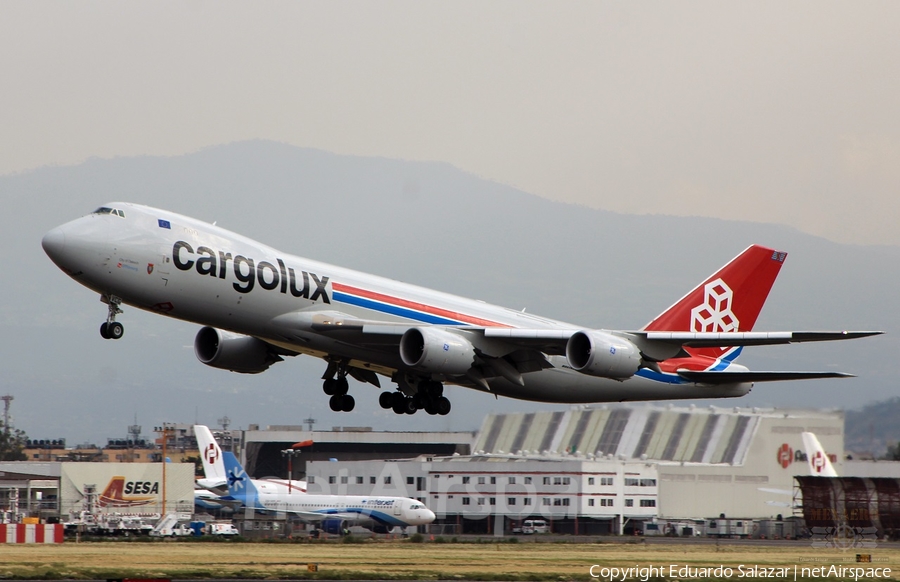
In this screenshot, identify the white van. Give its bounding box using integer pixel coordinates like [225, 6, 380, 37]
[207, 523, 240, 536]
[522, 519, 549, 534]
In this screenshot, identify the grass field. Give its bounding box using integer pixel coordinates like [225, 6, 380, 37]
[0, 538, 897, 580]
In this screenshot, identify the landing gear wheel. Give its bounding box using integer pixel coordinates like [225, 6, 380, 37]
[378, 392, 394, 409]
[335, 377, 349, 395]
[391, 395, 407, 415]
[341, 394, 355, 412]
[323, 378, 337, 395]
[107, 321, 124, 340]
[436, 396, 451, 416]
[329, 394, 344, 411]
[404, 398, 417, 415]
[100, 294, 124, 340]
[425, 402, 438, 415]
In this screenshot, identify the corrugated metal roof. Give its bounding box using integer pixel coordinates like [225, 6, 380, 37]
[474, 404, 809, 465]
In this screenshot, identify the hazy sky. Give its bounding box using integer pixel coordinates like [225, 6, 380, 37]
[3, 2, 899, 245]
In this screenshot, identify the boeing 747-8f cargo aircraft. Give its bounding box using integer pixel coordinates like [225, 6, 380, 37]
[42, 203, 880, 415]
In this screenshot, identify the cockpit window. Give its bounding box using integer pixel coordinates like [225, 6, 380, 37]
[93, 207, 125, 218]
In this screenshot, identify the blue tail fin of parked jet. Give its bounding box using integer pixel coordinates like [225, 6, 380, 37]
[223, 451, 260, 508]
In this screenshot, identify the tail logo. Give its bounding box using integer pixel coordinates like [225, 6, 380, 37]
[203, 443, 219, 465]
[691, 278, 739, 333]
[812, 451, 827, 473]
[228, 467, 247, 492]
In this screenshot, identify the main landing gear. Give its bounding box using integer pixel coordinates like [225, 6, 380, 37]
[323, 374, 355, 412]
[379, 380, 451, 416]
[99, 295, 124, 340]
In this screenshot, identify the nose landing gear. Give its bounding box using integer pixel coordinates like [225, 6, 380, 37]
[99, 295, 124, 340]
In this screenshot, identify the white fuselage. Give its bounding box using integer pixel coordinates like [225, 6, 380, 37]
[42, 203, 751, 403]
[244, 493, 435, 528]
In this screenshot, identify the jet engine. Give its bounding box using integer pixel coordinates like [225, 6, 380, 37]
[565, 330, 641, 379]
[194, 326, 282, 374]
[321, 518, 349, 535]
[399, 327, 476, 375]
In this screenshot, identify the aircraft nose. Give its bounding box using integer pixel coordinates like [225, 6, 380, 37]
[424, 508, 436, 523]
[41, 227, 67, 265]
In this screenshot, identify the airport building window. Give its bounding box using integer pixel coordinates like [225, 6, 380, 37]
[601, 498, 614, 507]
[601, 477, 614, 486]
[543, 477, 550, 485]
[589, 498, 595, 506]
[524, 498, 532, 505]
[370, 476, 376, 484]
[625, 499, 634, 507]
[489, 497, 496, 505]
[407, 477, 414, 485]
[490, 476, 496, 484]
[384, 476, 392, 484]
[328, 476, 336, 484]
[625, 478, 639, 487]
[462, 497, 471, 505]
[588, 477, 595, 485]
[308, 476, 315, 484]
[563, 477, 571, 485]
[640, 499, 657, 507]
[356, 476, 363, 484]
[478, 476, 486, 485]
[525, 477, 532, 484]
[462, 476, 470, 484]
[508, 497, 516, 505]
[340, 476, 348, 484]
[542, 497, 551, 506]
[508, 476, 516, 484]
[640, 479, 657, 487]
[477, 497, 485, 506]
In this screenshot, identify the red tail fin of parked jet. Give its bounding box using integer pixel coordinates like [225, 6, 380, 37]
[642, 245, 787, 359]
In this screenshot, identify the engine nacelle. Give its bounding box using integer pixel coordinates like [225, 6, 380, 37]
[321, 518, 348, 535]
[399, 327, 476, 375]
[565, 330, 641, 379]
[194, 326, 281, 374]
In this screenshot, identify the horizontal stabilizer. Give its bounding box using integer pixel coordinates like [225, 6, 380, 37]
[676, 370, 855, 384]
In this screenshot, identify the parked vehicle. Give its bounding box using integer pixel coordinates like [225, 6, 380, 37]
[521, 519, 548, 534]
[207, 522, 240, 536]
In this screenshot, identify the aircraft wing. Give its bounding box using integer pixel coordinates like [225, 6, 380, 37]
[482, 328, 882, 358]
[635, 330, 882, 347]
[270, 310, 880, 377]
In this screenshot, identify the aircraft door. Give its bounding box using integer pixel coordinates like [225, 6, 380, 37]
[394, 500, 403, 517]
[152, 246, 173, 287]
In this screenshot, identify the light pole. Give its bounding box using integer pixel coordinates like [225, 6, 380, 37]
[154, 424, 175, 514]
[280, 440, 314, 494]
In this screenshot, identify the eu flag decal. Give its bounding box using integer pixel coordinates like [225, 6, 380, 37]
[158, 219, 171, 229]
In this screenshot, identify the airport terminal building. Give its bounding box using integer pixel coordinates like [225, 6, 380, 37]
[300, 404, 858, 534]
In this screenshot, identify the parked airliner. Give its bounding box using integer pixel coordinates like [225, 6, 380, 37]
[194, 425, 307, 494]
[222, 452, 434, 534]
[42, 203, 879, 415]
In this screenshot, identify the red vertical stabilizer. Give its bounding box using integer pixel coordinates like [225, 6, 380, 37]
[642, 245, 787, 359]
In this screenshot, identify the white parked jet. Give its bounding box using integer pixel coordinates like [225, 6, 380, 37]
[42, 203, 879, 415]
[222, 451, 434, 534]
